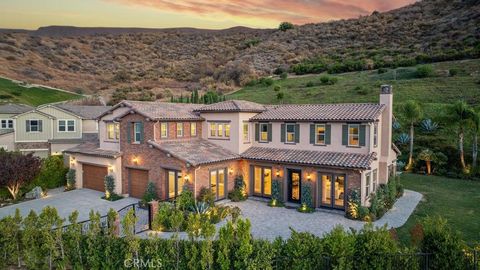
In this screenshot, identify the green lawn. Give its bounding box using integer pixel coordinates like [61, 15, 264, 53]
[397, 173, 480, 245]
[228, 59, 480, 113]
[0, 77, 81, 106]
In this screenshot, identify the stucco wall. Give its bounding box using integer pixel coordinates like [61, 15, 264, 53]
[82, 119, 98, 133]
[69, 154, 122, 194]
[99, 107, 129, 151]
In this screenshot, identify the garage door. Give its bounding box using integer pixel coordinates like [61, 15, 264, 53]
[82, 164, 108, 192]
[129, 169, 149, 198]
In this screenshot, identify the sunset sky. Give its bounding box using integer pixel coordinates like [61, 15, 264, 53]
[0, 0, 416, 30]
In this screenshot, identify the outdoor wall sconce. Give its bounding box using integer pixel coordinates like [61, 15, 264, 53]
[108, 165, 114, 173]
[132, 156, 139, 165]
[275, 170, 281, 177]
[229, 168, 234, 175]
[184, 175, 190, 182]
[307, 174, 311, 180]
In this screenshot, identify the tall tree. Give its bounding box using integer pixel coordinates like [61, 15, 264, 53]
[446, 101, 475, 172]
[403, 100, 422, 170]
[0, 150, 42, 200]
[471, 111, 479, 171]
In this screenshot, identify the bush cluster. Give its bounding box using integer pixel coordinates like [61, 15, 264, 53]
[33, 155, 68, 190]
[228, 175, 248, 202]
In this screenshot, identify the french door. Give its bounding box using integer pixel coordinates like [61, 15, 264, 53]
[252, 166, 272, 198]
[287, 169, 301, 203]
[210, 168, 226, 200]
[319, 173, 346, 209]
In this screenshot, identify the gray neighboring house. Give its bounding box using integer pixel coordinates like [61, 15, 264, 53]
[0, 103, 33, 151]
[8, 103, 111, 158]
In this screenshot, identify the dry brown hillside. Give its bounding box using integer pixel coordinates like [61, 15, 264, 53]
[0, 0, 479, 102]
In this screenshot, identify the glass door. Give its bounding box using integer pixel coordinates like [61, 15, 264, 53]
[288, 169, 301, 203]
[210, 168, 226, 200]
[252, 166, 272, 198]
[319, 173, 346, 209]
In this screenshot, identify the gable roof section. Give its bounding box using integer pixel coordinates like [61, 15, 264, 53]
[0, 103, 33, 114]
[194, 100, 266, 113]
[115, 101, 203, 121]
[147, 139, 239, 166]
[250, 103, 385, 122]
[54, 104, 112, 120]
[12, 109, 55, 119]
[242, 147, 375, 169]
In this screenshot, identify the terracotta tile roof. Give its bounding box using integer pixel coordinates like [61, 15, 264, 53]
[242, 147, 376, 169]
[64, 142, 122, 158]
[0, 103, 33, 114]
[250, 103, 385, 122]
[55, 104, 112, 119]
[120, 101, 204, 121]
[148, 139, 239, 166]
[195, 100, 266, 113]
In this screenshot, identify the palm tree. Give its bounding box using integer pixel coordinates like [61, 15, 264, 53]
[403, 101, 422, 170]
[418, 149, 435, 175]
[446, 101, 475, 172]
[472, 111, 479, 171]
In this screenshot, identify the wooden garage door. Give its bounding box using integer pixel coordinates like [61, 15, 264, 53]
[129, 169, 149, 198]
[83, 164, 108, 192]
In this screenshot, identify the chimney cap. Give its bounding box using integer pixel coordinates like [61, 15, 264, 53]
[381, 85, 392, 94]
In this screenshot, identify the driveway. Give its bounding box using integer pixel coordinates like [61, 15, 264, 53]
[145, 189, 422, 240]
[0, 188, 139, 223]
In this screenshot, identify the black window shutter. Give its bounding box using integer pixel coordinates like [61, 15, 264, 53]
[38, 120, 43, 132]
[295, 124, 300, 143]
[139, 122, 144, 143]
[254, 123, 259, 142]
[26, 120, 30, 132]
[127, 122, 131, 143]
[325, 124, 331, 144]
[267, 123, 272, 142]
[359, 125, 366, 146]
[310, 124, 315, 144]
[342, 125, 348, 146]
[280, 124, 285, 142]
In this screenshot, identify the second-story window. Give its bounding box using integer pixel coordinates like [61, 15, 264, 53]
[210, 123, 216, 137]
[243, 122, 250, 142]
[286, 123, 295, 143]
[217, 124, 223, 137]
[315, 124, 326, 145]
[176, 122, 184, 137]
[365, 172, 371, 198]
[209, 122, 230, 139]
[161, 123, 168, 138]
[134, 122, 142, 143]
[260, 123, 268, 142]
[26, 120, 42, 132]
[0, 119, 13, 129]
[348, 124, 360, 147]
[106, 122, 120, 140]
[58, 120, 75, 132]
[373, 123, 378, 147]
[190, 122, 197, 137]
[372, 169, 378, 192]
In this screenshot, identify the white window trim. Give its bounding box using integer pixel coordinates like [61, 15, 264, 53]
[0, 119, 13, 129]
[190, 122, 197, 137]
[365, 172, 371, 198]
[372, 169, 378, 192]
[315, 124, 326, 145]
[243, 122, 250, 143]
[259, 123, 269, 143]
[160, 122, 168, 138]
[176, 122, 184, 137]
[26, 119, 42, 133]
[133, 122, 142, 142]
[58, 119, 76, 133]
[106, 122, 120, 141]
[348, 124, 360, 147]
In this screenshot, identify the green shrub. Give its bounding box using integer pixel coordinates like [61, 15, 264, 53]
[280, 72, 288, 80]
[141, 182, 157, 206]
[198, 187, 215, 206]
[282, 230, 323, 269]
[34, 155, 68, 189]
[322, 226, 355, 269]
[306, 81, 315, 87]
[278, 22, 294, 31]
[355, 85, 369, 95]
[420, 216, 467, 270]
[415, 65, 434, 78]
[258, 77, 274, 86]
[273, 67, 285, 75]
[273, 85, 281, 92]
[358, 206, 370, 221]
[65, 169, 76, 190]
[104, 175, 115, 198]
[346, 189, 360, 219]
[152, 202, 181, 231]
[449, 68, 459, 76]
[378, 68, 388, 74]
[354, 224, 399, 269]
[177, 186, 195, 211]
[298, 183, 314, 212]
[228, 175, 247, 202]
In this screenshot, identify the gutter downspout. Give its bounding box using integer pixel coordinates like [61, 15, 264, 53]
[194, 165, 201, 200]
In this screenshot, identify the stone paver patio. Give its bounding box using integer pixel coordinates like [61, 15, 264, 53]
[146, 189, 422, 240]
[0, 188, 139, 222]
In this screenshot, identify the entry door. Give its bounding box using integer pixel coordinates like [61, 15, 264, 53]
[288, 169, 301, 203]
[319, 173, 346, 209]
[253, 166, 272, 198]
[210, 168, 226, 200]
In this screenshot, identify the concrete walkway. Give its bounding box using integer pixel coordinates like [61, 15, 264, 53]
[0, 188, 139, 222]
[145, 189, 422, 240]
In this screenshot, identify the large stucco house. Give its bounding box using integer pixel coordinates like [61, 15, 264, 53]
[65, 85, 398, 209]
[0, 103, 110, 158]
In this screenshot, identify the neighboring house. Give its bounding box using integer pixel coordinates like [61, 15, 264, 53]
[66, 85, 399, 209]
[11, 104, 110, 158]
[0, 103, 33, 151]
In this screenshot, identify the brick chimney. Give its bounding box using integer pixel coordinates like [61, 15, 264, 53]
[379, 85, 393, 182]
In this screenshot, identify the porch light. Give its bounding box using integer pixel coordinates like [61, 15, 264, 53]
[307, 174, 311, 180]
[108, 165, 114, 173]
[132, 156, 139, 165]
[271, 199, 277, 206]
[184, 175, 190, 182]
[229, 168, 233, 175]
[275, 170, 280, 177]
[301, 203, 308, 211]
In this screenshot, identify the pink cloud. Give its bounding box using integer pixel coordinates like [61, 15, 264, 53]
[108, 0, 416, 25]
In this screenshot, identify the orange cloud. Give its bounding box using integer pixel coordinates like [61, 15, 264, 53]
[108, 0, 416, 26]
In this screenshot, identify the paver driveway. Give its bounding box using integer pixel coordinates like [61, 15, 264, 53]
[0, 188, 139, 222]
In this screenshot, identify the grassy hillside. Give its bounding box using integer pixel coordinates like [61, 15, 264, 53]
[228, 59, 480, 113]
[0, 77, 81, 106]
